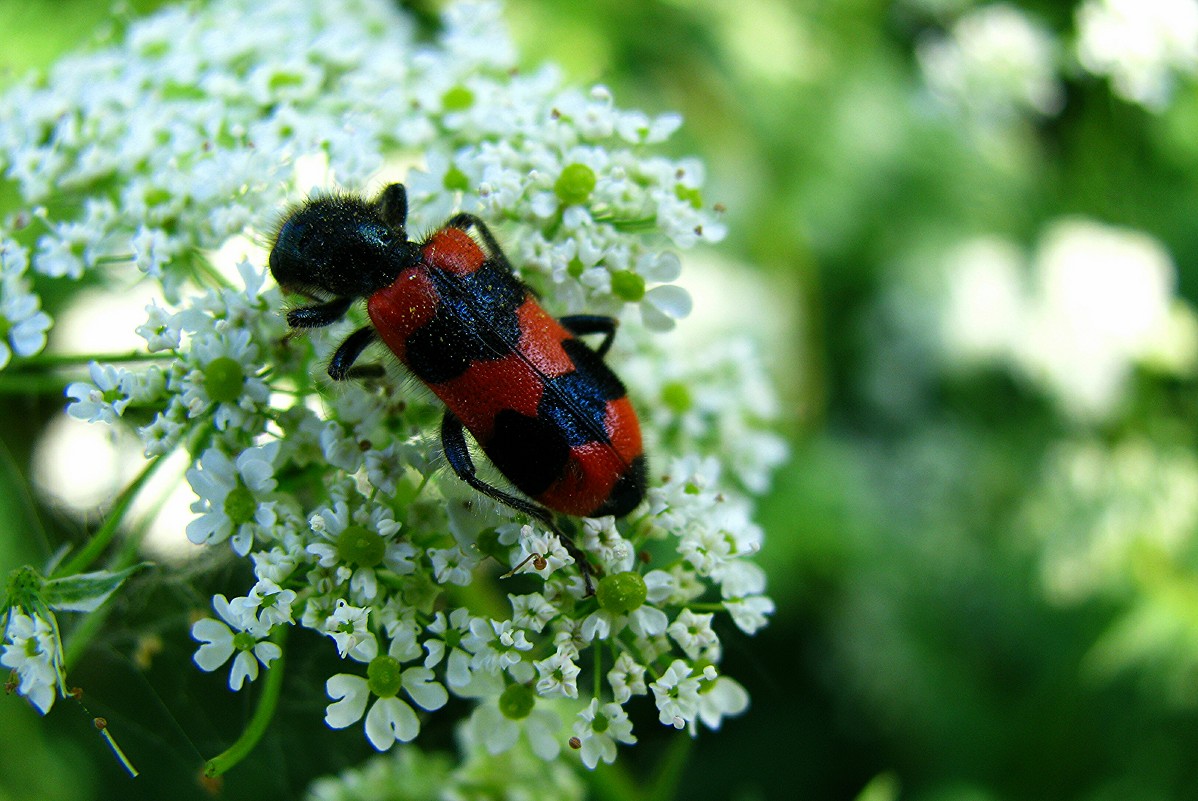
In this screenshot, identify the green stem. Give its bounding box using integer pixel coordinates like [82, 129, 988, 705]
[191, 255, 235, 291]
[593, 639, 602, 699]
[204, 632, 287, 778]
[0, 374, 75, 395]
[98, 724, 140, 778]
[15, 350, 176, 369]
[684, 603, 726, 613]
[591, 759, 646, 801]
[54, 453, 166, 579]
[646, 734, 692, 801]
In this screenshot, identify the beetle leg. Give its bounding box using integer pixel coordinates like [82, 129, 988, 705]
[286, 297, 355, 329]
[328, 326, 378, 381]
[444, 213, 516, 274]
[440, 411, 596, 595]
[558, 315, 619, 357]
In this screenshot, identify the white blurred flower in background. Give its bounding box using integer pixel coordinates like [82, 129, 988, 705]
[1076, 0, 1198, 109]
[939, 219, 1198, 421]
[918, 4, 1064, 121]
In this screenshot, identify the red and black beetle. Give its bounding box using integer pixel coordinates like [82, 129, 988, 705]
[269, 183, 646, 582]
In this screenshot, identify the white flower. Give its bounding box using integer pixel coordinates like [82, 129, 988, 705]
[428, 545, 479, 586]
[185, 441, 281, 555]
[130, 225, 175, 278]
[724, 595, 775, 635]
[135, 301, 181, 352]
[464, 690, 563, 761]
[176, 325, 271, 432]
[463, 617, 534, 680]
[918, 4, 1062, 120]
[607, 652, 648, 704]
[666, 608, 720, 662]
[324, 636, 448, 751]
[1, 611, 61, 714]
[581, 576, 670, 643]
[0, 280, 52, 370]
[573, 698, 636, 769]
[228, 578, 296, 629]
[508, 592, 558, 634]
[305, 497, 412, 601]
[65, 362, 130, 424]
[323, 599, 377, 662]
[507, 525, 574, 580]
[423, 608, 480, 690]
[1076, 0, 1198, 109]
[191, 594, 280, 691]
[696, 674, 749, 731]
[649, 659, 704, 730]
[534, 646, 581, 698]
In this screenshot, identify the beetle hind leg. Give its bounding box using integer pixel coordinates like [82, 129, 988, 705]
[440, 411, 597, 595]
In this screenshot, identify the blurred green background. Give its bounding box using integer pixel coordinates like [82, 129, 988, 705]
[6, 0, 1198, 799]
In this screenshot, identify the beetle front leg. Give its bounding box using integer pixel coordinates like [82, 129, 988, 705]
[286, 297, 355, 329]
[328, 326, 378, 381]
[444, 213, 517, 274]
[558, 314, 619, 357]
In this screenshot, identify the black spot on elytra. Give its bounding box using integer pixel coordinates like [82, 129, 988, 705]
[531, 337, 628, 446]
[590, 454, 647, 517]
[405, 260, 527, 383]
[487, 409, 571, 497]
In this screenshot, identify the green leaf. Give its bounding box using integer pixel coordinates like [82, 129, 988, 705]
[42, 565, 144, 612]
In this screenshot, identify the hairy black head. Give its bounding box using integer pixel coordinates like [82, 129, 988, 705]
[269, 190, 416, 299]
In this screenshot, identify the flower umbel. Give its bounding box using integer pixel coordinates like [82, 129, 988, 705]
[0, 0, 782, 781]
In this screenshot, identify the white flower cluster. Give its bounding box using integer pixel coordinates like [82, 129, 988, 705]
[1, 610, 60, 715]
[1026, 439, 1198, 604]
[917, 4, 1064, 121]
[938, 218, 1198, 421]
[0, 0, 782, 776]
[1076, 0, 1198, 109]
[1023, 437, 1198, 705]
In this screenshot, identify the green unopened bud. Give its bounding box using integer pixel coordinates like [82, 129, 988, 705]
[596, 571, 647, 615]
[554, 163, 596, 206]
[204, 357, 244, 403]
[498, 683, 535, 720]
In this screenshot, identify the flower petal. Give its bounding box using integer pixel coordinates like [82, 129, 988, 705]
[324, 674, 369, 729]
[365, 696, 419, 749]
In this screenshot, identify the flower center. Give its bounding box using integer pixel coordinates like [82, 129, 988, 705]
[367, 655, 403, 698]
[596, 571, 647, 615]
[232, 631, 257, 652]
[224, 484, 257, 526]
[336, 524, 386, 567]
[611, 270, 645, 302]
[498, 683, 535, 720]
[204, 356, 245, 403]
[592, 711, 609, 733]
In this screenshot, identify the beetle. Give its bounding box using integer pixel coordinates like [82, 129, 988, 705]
[268, 183, 646, 587]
